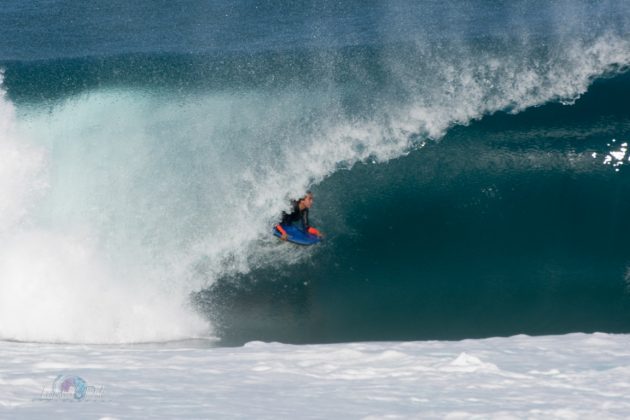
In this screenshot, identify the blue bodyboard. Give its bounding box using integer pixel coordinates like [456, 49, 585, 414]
[273, 225, 321, 246]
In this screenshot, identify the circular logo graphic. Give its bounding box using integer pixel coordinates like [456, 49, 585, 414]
[52, 375, 88, 400]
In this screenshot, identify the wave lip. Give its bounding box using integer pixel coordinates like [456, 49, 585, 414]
[0, 9, 630, 343]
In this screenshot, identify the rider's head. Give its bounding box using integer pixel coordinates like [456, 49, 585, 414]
[299, 191, 314, 209]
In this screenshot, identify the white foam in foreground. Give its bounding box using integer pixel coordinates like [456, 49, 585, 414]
[2, 332, 630, 419]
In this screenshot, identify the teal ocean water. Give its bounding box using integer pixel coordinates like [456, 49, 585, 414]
[1, 1, 630, 344]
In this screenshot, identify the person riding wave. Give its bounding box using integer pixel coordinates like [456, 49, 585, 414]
[275, 191, 323, 241]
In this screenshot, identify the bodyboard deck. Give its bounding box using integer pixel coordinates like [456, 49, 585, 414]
[273, 225, 321, 246]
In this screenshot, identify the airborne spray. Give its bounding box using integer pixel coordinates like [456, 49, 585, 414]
[0, 2, 629, 343]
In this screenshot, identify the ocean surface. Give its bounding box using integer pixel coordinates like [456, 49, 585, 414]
[5, 2, 630, 418]
[4, 333, 630, 418]
[1, 0, 630, 348]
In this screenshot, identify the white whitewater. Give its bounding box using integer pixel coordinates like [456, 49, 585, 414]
[0, 34, 629, 343]
[1, 333, 630, 418]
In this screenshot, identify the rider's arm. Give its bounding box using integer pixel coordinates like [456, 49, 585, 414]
[276, 224, 287, 236]
[307, 226, 321, 236]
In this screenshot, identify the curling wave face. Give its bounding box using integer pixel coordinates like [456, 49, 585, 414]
[0, 0, 629, 343]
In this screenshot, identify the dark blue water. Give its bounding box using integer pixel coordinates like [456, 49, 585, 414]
[2, 0, 630, 345]
[5, 0, 624, 61]
[196, 73, 630, 345]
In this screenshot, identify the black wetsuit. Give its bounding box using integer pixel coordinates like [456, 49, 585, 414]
[280, 201, 311, 231]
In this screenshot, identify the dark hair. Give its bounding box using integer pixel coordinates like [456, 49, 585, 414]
[298, 191, 313, 203]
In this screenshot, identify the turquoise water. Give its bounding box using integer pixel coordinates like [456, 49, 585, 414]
[1, 0, 630, 344]
[199, 74, 630, 344]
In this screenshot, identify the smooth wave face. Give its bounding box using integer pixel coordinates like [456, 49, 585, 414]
[1, 0, 629, 343]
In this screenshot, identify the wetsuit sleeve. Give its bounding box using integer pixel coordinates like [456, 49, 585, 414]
[276, 224, 287, 236]
[307, 226, 320, 236]
[302, 209, 320, 235]
[301, 208, 310, 231]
